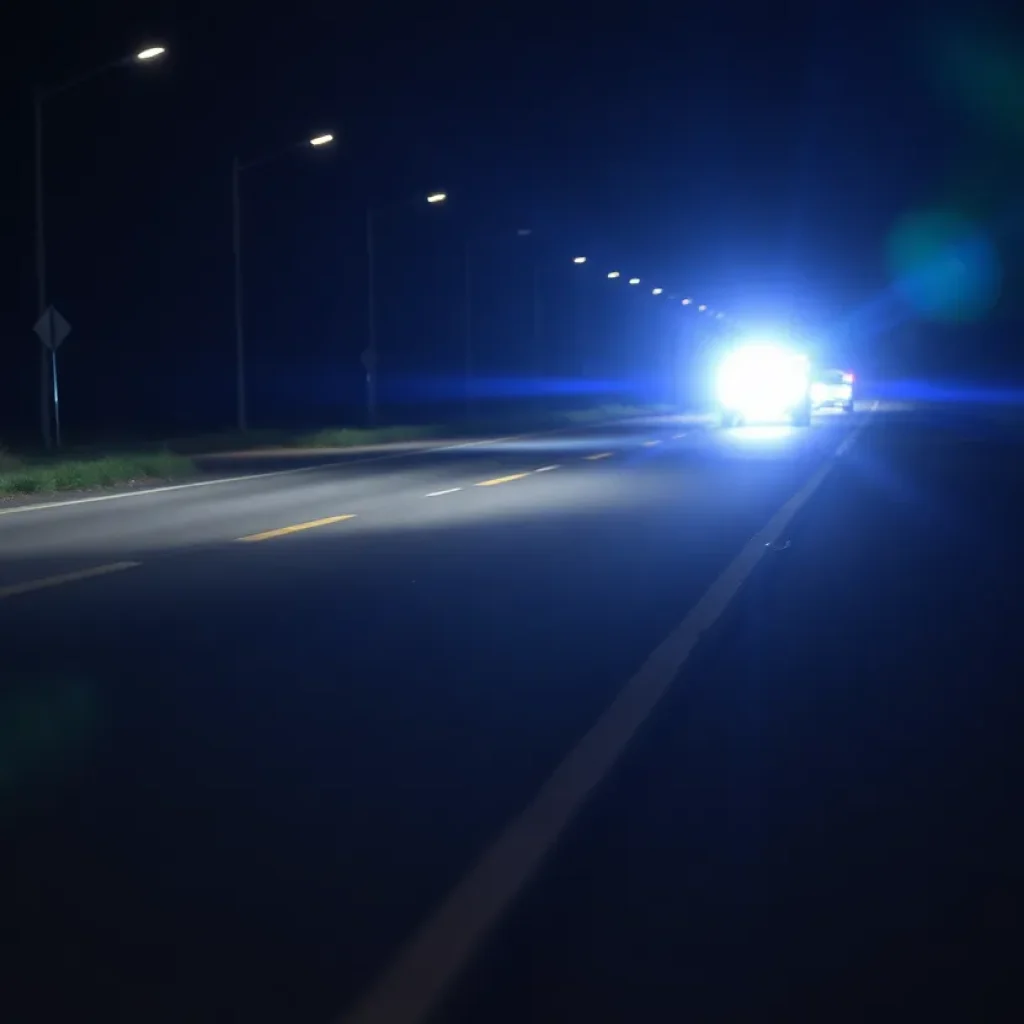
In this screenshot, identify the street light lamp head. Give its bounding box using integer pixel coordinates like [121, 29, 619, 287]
[698, 304, 708, 312]
[652, 287, 663, 295]
[573, 256, 587, 263]
[136, 46, 166, 61]
[682, 298, 692, 305]
[607, 271, 620, 278]
[426, 192, 447, 203]
[629, 277, 640, 285]
[309, 133, 334, 146]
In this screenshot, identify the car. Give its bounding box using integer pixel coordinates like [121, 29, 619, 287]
[715, 342, 813, 427]
[811, 368, 855, 413]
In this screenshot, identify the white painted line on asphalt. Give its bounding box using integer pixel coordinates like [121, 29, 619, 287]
[642, 439, 661, 447]
[0, 416, 660, 520]
[339, 415, 874, 1024]
[0, 561, 141, 600]
[0, 468, 327, 517]
[425, 488, 462, 497]
[673, 432, 688, 439]
[534, 465, 559, 472]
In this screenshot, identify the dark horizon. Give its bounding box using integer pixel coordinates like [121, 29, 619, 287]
[3, 1, 1024, 446]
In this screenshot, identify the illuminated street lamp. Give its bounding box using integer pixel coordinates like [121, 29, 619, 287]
[366, 191, 448, 425]
[463, 224, 537, 420]
[608, 271, 620, 279]
[682, 297, 692, 305]
[232, 131, 335, 431]
[652, 287, 663, 295]
[698, 304, 708, 312]
[573, 255, 586, 263]
[628, 277, 640, 285]
[33, 43, 168, 447]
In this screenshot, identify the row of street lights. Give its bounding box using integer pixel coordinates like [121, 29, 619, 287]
[591, 260, 725, 316]
[460, 241, 729, 419]
[33, 42, 727, 441]
[32, 38, 450, 438]
[33, 41, 345, 441]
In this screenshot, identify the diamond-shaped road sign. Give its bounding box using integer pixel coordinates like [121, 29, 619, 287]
[34, 305, 71, 351]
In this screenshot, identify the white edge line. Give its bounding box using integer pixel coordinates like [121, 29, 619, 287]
[0, 415, 658, 519]
[0, 561, 141, 600]
[534, 465, 559, 472]
[338, 412, 874, 1024]
[425, 488, 462, 498]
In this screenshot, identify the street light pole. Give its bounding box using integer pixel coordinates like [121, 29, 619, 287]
[31, 45, 168, 449]
[463, 238, 474, 420]
[363, 191, 446, 428]
[33, 86, 51, 449]
[365, 206, 378, 427]
[230, 132, 333, 432]
[231, 155, 246, 432]
[532, 263, 542, 376]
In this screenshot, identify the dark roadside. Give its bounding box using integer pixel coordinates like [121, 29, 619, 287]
[1, 403, 669, 507]
[437, 406, 1024, 1024]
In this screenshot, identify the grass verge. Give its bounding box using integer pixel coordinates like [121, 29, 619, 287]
[0, 448, 194, 499]
[0, 403, 671, 495]
[288, 424, 444, 448]
[268, 404, 670, 451]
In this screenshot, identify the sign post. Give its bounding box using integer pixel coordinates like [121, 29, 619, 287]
[33, 305, 71, 448]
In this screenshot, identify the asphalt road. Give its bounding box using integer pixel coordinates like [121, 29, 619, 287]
[3, 404, 1018, 1023]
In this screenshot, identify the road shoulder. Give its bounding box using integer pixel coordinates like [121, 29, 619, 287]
[435, 416, 1024, 1023]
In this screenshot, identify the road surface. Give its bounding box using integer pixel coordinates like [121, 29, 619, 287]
[2, 405, 1019, 1023]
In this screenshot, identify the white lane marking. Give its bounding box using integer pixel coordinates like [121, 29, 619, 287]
[425, 488, 462, 497]
[673, 432, 688, 439]
[642, 439, 661, 447]
[0, 561, 141, 600]
[0, 416, 659, 519]
[534, 465, 559, 472]
[339, 415, 874, 1024]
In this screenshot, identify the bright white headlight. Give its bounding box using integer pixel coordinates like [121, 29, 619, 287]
[716, 343, 810, 415]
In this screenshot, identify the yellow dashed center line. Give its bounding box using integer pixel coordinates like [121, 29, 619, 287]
[583, 451, 614, 461]
[237, 514, 356, 543]
[474, 472, 533, 487]
[0, 561, 141, 601]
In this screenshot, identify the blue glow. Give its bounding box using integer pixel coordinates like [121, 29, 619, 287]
[380, 374, 629, 402]
[888, 210, 1002, 322]
[870, 380, 1024, 405]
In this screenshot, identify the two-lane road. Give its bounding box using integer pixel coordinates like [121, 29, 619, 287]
[2, 411, 863, 1023]
[0, 415, 708, 587]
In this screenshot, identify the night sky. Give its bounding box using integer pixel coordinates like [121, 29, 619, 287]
[3, 0, 1024, 445]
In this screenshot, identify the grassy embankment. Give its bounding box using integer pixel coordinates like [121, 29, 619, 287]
[0, 403, 666, 498]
